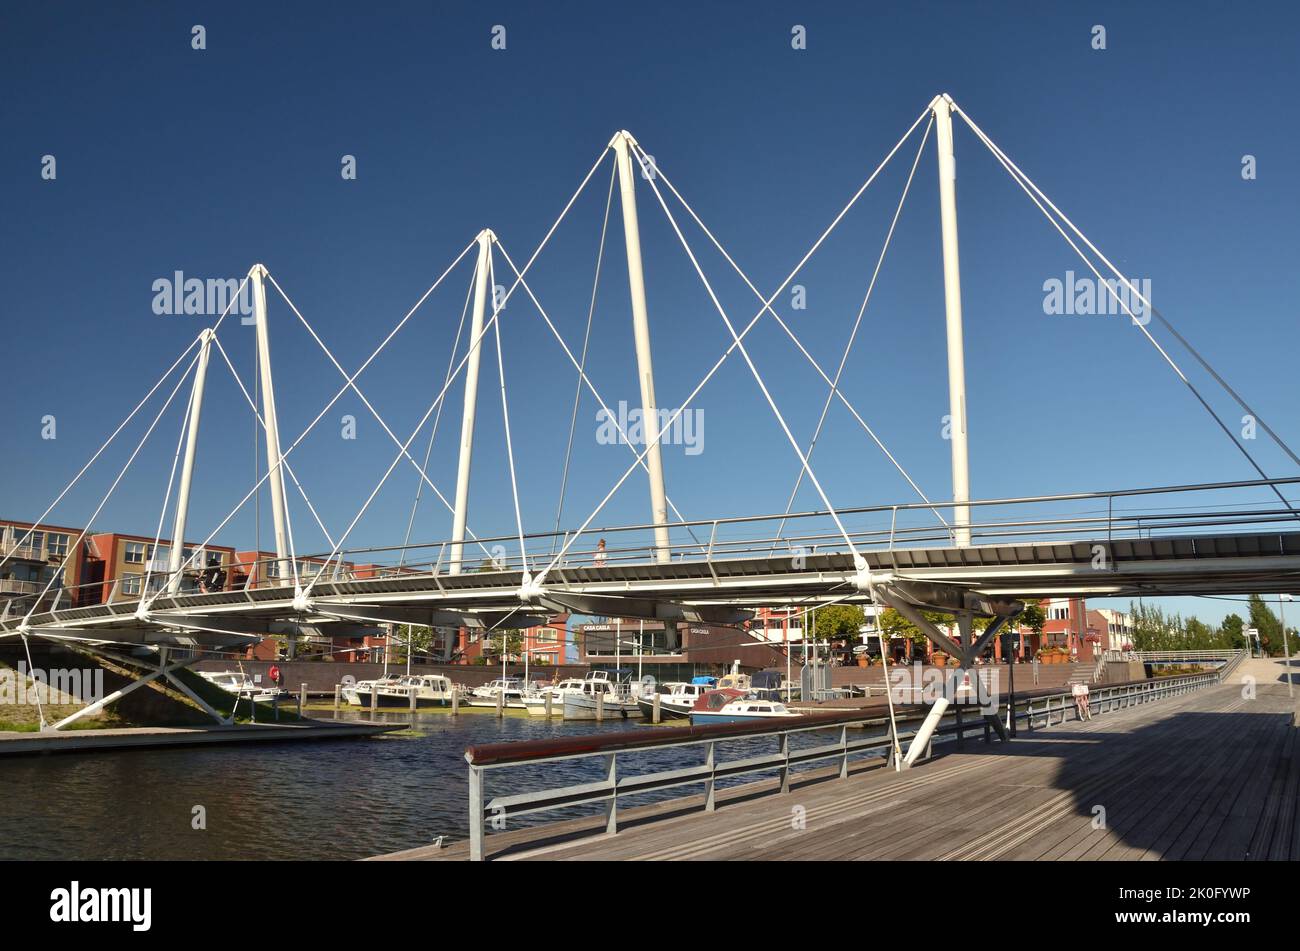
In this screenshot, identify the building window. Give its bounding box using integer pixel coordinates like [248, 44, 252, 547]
[46, 533, 69, 559]
[120, 573, 142, 596]
[124, 542, 146, 564]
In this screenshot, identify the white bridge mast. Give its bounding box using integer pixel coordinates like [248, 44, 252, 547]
[167, 328, 214, 593]
[613, 131, 671, 564]
[449, 229, 494, 575]
[251, 263, 294, 583]
[932, 94, 971, 547]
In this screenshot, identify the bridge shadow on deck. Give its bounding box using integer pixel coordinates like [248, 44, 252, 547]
[933, 692, 1298, 860]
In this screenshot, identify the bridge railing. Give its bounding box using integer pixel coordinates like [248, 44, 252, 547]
[8, 475, 1297, 623]
[1132, 650, 1243, 663]
[288, 474, 1300, 578]
[461, 671, 1217, 860]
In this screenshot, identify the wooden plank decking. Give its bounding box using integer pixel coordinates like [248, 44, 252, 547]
[382, 677, 1297, 861]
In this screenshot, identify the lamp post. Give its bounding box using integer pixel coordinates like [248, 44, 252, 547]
[1281, 595, 1294, 700]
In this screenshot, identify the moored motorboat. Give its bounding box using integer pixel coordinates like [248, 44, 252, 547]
[634, 680, 713, 720]
[342, 673, 402, 706]
[688, 688, 800, 725]
[199, 670, 290, 703]
[562, 671, 643, 720]
[522, 677, 585, 716]
[366, 674, 456, 708]
[465, 678, 528, 709]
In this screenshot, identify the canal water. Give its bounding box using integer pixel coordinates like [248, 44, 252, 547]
[0, 711, 878, 860]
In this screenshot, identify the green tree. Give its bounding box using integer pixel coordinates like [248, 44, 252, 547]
[485, 629, 524, 660]
[814, 604, 866, 641]
[878, 606, 966, 656]
[398, 624, 435, 662]
[1248, 595, 1282, 655]
[1130, 602, 1184, 651]
[1184, 616, 1214, 650]
[1017, 599, 1046, 638]
[1219, 613, 1246, 651]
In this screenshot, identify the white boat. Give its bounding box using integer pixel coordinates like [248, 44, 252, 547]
[562, 671, 643, 720]
[369, 674, 457, 709]
[522, 678, 586, 717]
[465, 678, 528, 709]
[635, 681, 713, 720]
[199, 670, 289, 702]
[343, 674, 403, 706]
[689, 691, 800, 725]
[715, 672, 752, 691]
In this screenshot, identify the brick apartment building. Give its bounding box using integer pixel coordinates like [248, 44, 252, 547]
[0, 520, 85, 610]
[81, 532, 236, 604]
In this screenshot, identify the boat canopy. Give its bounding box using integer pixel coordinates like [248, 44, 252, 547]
[692, 688, 745, 711]
[690, 676, 718, 685]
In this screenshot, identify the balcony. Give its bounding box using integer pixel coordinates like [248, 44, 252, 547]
[0, 578, 41, 595]
[0, 539, 45, 563]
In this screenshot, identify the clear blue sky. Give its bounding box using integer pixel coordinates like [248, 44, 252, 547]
[3, 1, 1297, 626]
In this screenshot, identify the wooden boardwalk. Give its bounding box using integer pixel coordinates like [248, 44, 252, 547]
[384, 676, 1297, 861]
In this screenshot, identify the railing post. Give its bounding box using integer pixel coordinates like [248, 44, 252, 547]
[298, 683, 306, 718]
[704, 741, 716, 812]
[839, 725, 849, 779]
[469, 765, 485, 861]
[779, 733, 790, 793]
[604, 753, 618, 835]
[955, 703, 964, 745]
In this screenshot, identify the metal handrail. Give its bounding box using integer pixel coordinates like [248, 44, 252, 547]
[1132, 649, 1244, 662]
[462, 671, 1218, 859]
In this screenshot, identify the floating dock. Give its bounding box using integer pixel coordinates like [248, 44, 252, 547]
[0, 719, 401, 756]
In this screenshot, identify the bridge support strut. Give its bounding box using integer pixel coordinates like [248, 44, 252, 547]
[932, 94, 971, 547]
[167, 328, 214, 593]
[251, 263, 293, 584]
[449, 230, 494, 575]
[613, 131, 671, 565]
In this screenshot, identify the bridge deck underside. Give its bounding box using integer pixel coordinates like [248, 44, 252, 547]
[8, 530, 1300, 647]
[410, 680, 1300, 861]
